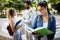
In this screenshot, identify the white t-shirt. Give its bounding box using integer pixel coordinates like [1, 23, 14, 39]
[43, 22, 48, 28]
[42, 22, 48, 40]
[23, 7, 36, 28]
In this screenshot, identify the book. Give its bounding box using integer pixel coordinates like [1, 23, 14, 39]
[15, 20, 22, 27]
[26, 27, 54, 36]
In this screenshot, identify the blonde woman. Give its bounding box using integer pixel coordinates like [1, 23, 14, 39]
[7, 8, 22, 40]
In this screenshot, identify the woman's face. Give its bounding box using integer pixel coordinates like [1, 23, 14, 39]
[13, 12, 16, 16]
[37, 6, 47, 15]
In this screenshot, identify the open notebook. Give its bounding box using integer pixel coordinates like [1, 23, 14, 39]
[26, 27, 54, 36]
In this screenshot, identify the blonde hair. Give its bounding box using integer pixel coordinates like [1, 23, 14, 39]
[7, 8, 15, 19]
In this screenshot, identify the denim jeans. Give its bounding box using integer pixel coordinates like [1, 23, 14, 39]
[12, 29, 22, 40]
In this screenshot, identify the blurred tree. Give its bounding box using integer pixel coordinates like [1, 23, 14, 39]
[4, 0, 25, 14]
[0, 0, 43, 15]
[0, 0, 10, 15]
[48, 0, 60, 14]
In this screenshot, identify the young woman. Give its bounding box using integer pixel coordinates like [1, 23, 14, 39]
[7, 8, 22, 40]
[32, 1, 56, 40]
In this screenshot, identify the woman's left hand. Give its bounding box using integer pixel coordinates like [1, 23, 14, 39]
[32, 33, 40, 37]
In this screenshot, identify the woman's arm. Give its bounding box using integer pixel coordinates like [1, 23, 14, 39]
[52, 16, 56, 33]
[9, 19, 15, 32]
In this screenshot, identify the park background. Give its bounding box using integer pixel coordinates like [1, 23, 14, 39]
[0, 0, 60, 40]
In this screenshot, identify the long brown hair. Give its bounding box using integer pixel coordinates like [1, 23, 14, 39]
[7, 8, 15, 19]
[38, 1, 51, 15]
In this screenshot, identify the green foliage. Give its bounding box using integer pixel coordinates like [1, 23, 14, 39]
[0, 0, 26, 17]
[49, 0, 60, 13]
[0, 14, 6, 18]
[0, 0, 25, 10]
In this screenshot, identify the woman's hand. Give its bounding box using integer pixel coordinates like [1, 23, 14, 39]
[12, 27, 16, 32]
[32, 33, 40, 37]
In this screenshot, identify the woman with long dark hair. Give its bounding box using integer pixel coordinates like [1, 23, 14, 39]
[32, 1, 56, 40]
